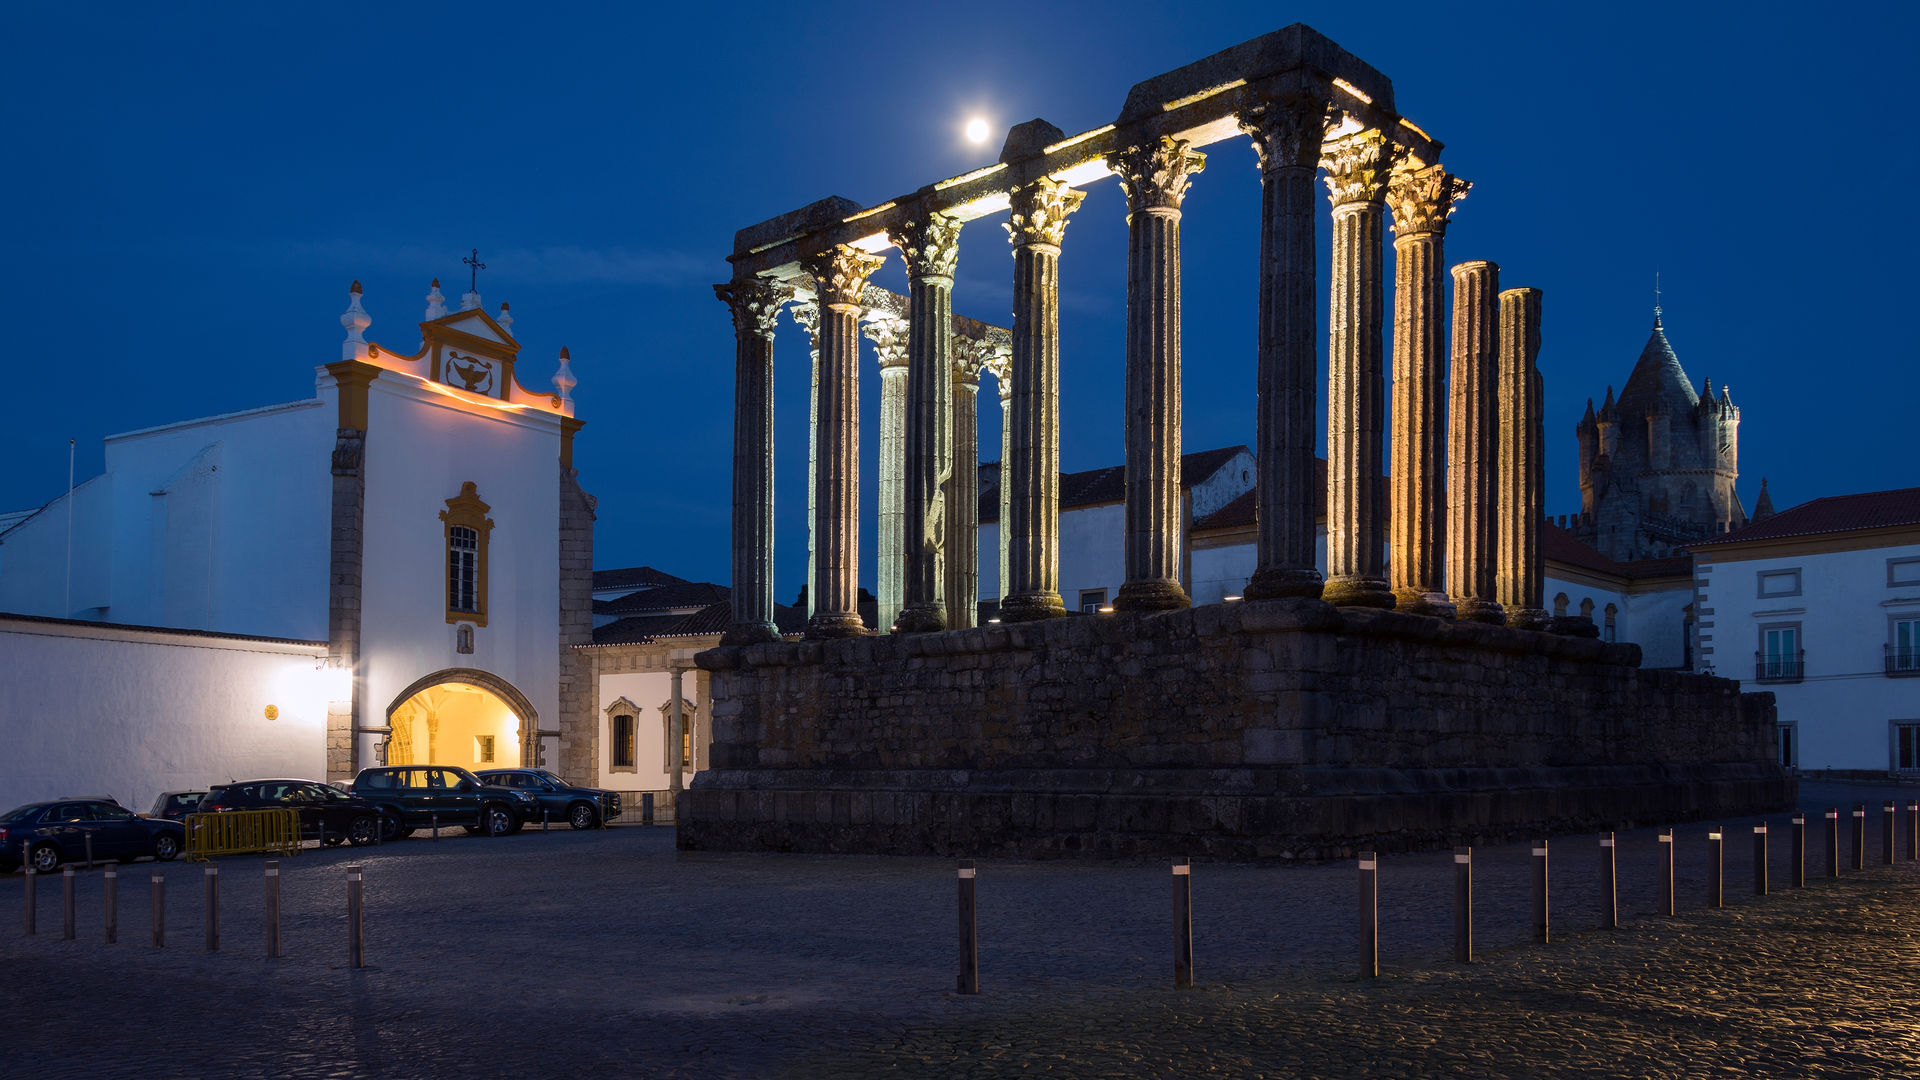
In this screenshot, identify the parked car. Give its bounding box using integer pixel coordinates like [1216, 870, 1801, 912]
[349, 766, 536, 839]
[476, 768, 622, 829]
[1, 799, 184, 873]
[148, 790, 207, 821]
[197, 779, 382, 846]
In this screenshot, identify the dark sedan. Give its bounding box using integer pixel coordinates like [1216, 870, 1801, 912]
[476, 769, 621, 829]
[1, 799, 184, 873]
[197, 779, 382, 846]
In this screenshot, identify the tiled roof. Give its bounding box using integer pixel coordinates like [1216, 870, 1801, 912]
[1692, 487, 1920, 547]
[1543, 525, 1693, 581]
[979, 446, 1250, 524]
[1191, 459, 1331, 530]
[591, 566, 692, 591]
[589, 600, 806, 645]
[594, 580, 731, 615]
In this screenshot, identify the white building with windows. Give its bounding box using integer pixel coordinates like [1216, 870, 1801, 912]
[0, 278, 595, 807]
[1689, 487, 1920, 772]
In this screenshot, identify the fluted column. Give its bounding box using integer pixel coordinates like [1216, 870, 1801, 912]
[1497, 286, 1550, 630]
[1109, 136, 1205, 612]
[714, 278, 786, 644]
[1001, 178, 1085, 621]
[1238, 93, 1329, 601]
[1386, 161, 1469, 617]
[946, 341, 985, 629]
[1448, 261, 1504, 624]
[865, 318, 909, 632]
[996, 371, 1012, 611]
[1320, 131, 1396, 609]
[802, 244, 885, 638]
[889, 214, 962, 633]
[791, 301, 822, 619]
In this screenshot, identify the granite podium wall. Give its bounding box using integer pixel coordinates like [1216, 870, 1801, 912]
[681, 598, 1791, 860]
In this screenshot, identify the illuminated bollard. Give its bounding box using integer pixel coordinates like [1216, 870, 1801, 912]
[347, 864, 364, 970]
[1453, 846, 1472, 963]
[204, 865, 219, 952]
[1708, 827, 1724, 909]
[1826, 809, 1840, 879]
[1883, 802, 1895, 866]
[956, 860, 978, 994]
[1532, 840, 1550, 944]
[150, 872, 164, 948]
[1658, 831, 1675, 916]
[104, 865, 117, 944]
[62, 867, 76, 941]
[1358, 851, 1379, 978]
[1851, 805, 1866, 871]
[1791, 815, 1805, 888]
[1753, 824, 1768, 896]
[265, 861, 281, 959]
[1172, 857, 1193, 988]
[1599, 833, 1618, 929]
[23, 867, 35, 936]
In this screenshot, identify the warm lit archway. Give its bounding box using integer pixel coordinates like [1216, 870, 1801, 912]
[384, 668, 538, 769]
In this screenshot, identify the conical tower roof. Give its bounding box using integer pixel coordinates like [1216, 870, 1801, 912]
[1616, 316, 1699, 418]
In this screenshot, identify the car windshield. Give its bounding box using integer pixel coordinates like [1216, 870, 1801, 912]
[446, 767, 479, 786]
[1, 804, 43, 823]
[533, 771, 568, 788]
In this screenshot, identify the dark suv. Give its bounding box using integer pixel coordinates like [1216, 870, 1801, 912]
[197, 779, 382, 846]
[476, 769, 621, 830]
[349, 766, 536, 839]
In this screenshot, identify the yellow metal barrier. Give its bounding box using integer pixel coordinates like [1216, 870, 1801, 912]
[184, 809, 303, 861]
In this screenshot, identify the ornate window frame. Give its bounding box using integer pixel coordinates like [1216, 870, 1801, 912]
[659, 698, 699, 770]
[440, 482, 494, 626]
[605, 697, 641, 774]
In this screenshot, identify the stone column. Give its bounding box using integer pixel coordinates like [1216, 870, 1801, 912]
[1238, 93, 1330, 601]
[1320, 131, 1396, 609]
[668, 666, 685, 796]
[1497, 286, 1550, 630]
[1109, 136, 1205, 612]
[715, 279, 786, 644]
[1001, 178, 1085, 621]
[1386, 161, 1469, 617]
[1448, 261, 1504, 624]
[865, 317, 909, 632]
[802, 244, 885, 638]
[996, 366, 1012, 611]
[946, 340, 985, 629]
[791, 301, 822, 619]
[889, 215, 962, 632]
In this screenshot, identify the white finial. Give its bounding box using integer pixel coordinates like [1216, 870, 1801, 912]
[425, 278, 447, 320]
[552, 346, 576, 405]
[342, 281, 370, 361]
[460, 288, 481, 312]
[497, 301, 514, 337]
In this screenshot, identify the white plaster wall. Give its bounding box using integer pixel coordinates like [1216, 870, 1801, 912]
[1699, 541, 1920, 770]
[1057, 503, 1126, 610]
[1190, 545, 1256, 605]
[1624, 586, 1693, 669]
[1188, 450, 1255, 518]
[0, 619, 329, 809]
[0, 474, 113, 619]
[596, 670, 687, 791]
[355, 380, 563, 769]
[978, 522, 1001, 601]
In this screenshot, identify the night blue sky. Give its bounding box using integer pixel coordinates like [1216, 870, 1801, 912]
[3, 2, 1913, 597]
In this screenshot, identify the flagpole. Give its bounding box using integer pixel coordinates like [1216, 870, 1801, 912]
[65, 438, 75, 617]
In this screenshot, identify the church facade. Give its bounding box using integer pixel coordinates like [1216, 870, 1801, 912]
[0, 278, 593, 806]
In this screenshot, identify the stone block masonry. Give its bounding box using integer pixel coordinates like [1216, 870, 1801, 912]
[682, 599, 1791, 860]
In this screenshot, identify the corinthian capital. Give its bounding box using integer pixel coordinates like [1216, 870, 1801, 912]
[803, 244, 886, 311]
[861, 316, 909, 369]
[1005, 177, 1085, 250]
[951, 336, 990, 383]
[1238, 92, 1335, 172]
[1320, 130, 1397, 210]
[1386, 163, 1471, 237]
[889, 213, 962, 284]
[1108, 137, 1206, 214]
[713, 278, 788, 339]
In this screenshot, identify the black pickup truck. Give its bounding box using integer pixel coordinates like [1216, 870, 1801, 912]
[348, 766, 538, 840]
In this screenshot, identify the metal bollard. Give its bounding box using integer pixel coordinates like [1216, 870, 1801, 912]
[204, 865, 219, 952]
[1851, 805, 1866, 871]
[1883, 802, 1895, 866]
[62, 867, 76, 941]
[1172, 858, 1193, 988]
[84, 834, 93, 872]
[1359, 851, 1379, 978]
[347, 864, 364, 969]
[1658, 830, 1675, 916]
[1791, 814, 1806, 888]
[150, 872, 164, 948]
[104, 866, 117, 944]
[1599, 833, 1618, 929]
[542, 809, 550, 833]
[1532, 840, 1550, 944]
[266, 861, 281, 959]
[432, 814, 440, 841]
[956, 860, 978, 994]
[642, 792, 655, 826]
[1453, 846, 1472, 963]
[23, 867, 35, 936]
[1753, 824, 1769, 896]
[1826, 809, 1840, 879]
[1708, 827, 1724, 909]
[1908, 802, 1918, 861]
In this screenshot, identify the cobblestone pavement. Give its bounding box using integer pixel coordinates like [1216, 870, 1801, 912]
[2, 781, 1916, 1079]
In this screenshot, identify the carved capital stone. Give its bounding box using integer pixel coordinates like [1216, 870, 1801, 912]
[1238, 93, 1335, 173]
[1005, 177, 1085, 250]
[951, 336, 991, 383]
[1320, 130, 1396, 210]
[862, 316, 909, 369]
[889, 213, 962, 284]
[1387, 163, 1470, 237]
[803, 244, 886, 311]
[790, 300, 820, 341]
[1108, 137, 1206, 214]
[713, 278, 787, 339]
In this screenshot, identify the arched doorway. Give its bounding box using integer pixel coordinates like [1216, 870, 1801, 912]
[385, 668, 540, 770]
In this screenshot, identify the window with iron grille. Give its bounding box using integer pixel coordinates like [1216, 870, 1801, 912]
[448, 527, 479, 613]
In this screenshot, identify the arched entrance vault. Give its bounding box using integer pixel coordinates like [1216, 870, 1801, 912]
[384, 668, 541, 770]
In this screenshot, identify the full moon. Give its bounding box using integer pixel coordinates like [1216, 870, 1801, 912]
[965, 117, 989, 144]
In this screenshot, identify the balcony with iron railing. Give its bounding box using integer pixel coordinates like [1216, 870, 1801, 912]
[1888, 645, 1920, 678]
[1755, 651, 1804, 683]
